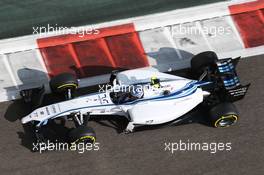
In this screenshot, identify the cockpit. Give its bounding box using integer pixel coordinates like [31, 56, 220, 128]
[110, 85, 144, 104]
[109, 68, 187, 104]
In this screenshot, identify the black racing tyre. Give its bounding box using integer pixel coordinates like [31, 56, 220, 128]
[69, 126, 96, 144]
[191, 51, 218, 77]
[209, 102, 239, 128]
[49, 73, 78, 95]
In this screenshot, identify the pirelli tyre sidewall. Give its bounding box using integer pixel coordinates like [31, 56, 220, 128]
[69, 126, 96, 144]
[49, 73, 78, 94]
[209, 102, 239, 128]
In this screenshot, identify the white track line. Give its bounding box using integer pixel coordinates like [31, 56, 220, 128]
[2, 54, 19, 89]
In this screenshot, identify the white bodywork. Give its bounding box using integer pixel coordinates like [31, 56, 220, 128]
[21, 68, 209, 132]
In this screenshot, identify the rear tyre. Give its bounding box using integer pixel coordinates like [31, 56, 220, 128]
[191, 51, 218, 78]
[209, 102, 239, 128]
[49, 73, 78, 99]
[69, 126, 96, 144]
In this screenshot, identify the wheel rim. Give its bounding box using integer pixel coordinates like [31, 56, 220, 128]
[214, 115, 238, 127]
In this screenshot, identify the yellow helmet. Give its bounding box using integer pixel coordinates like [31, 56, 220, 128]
[151, 76, 160, 88]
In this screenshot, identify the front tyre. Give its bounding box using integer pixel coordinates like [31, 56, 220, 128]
[209, 103, 239, 128]
[69, 126, 96, 144]
[49, 73, 78, 99]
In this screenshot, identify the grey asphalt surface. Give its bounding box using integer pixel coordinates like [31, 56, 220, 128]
[0, 0, 223, 39]
[1, 55, 264, 175]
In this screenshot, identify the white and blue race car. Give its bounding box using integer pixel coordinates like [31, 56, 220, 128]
[20, 51, 250, 144]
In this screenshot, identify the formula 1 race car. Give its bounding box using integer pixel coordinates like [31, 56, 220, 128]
[20, 51, 250, 144]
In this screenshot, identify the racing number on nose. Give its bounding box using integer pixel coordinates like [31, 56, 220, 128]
[99, 94, 109, 104]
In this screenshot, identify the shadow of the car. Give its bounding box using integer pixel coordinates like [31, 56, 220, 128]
[4, 99, 31, 122]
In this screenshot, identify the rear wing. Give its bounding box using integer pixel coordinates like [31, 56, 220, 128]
[216, 57, 250, 102]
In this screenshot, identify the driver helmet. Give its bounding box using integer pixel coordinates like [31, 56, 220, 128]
[131, 86, 144, 99]
[150, 76, 161, 88]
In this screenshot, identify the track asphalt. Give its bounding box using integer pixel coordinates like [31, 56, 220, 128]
[0, 55, 263, 175]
